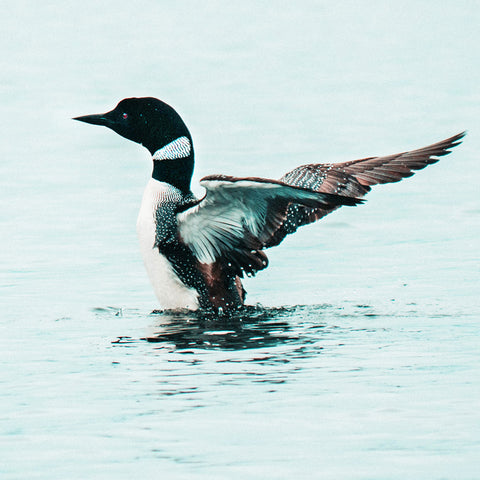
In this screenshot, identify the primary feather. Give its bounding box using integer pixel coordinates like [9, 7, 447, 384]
[266, 131, 465, 247]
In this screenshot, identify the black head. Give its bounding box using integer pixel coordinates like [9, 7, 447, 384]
[74, 97, 195, 193]
[73, 97, 192, 155]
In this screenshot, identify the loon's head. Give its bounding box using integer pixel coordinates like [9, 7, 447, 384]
[74, 97, 195, 193]
[74, 97, 193, 156]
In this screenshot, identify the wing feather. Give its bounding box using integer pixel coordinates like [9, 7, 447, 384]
[178, 177, 362, 277]
[265, 132, 465, 247]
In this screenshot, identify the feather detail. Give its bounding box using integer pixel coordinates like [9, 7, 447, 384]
[265, 132, 465, 247]
[178, 176, 362, 277]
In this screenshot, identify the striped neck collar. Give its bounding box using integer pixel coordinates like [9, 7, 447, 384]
[153, 136, 191, 161]
[151, 137, 194, 194]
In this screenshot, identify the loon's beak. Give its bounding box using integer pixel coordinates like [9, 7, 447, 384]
[73, 112, 115, 128]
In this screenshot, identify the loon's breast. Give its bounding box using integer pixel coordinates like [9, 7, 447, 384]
[136, 178, 200, 310]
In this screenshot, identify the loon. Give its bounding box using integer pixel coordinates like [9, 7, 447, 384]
[74, 97, 464, 313]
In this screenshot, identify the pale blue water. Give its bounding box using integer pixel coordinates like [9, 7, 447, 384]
[1, 1, 479, 479]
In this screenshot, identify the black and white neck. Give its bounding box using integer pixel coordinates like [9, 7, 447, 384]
[151, 136, 194, 194]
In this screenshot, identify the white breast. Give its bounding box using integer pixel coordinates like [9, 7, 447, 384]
[136, 178, 200, 310]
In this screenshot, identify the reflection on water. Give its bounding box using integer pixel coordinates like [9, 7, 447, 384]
[144, 305, 309, 351]
[104, 304, 346, 394]
[105, 303, 383, 353]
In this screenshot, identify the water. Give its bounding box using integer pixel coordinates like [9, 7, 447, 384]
[1, 1, 479, 478]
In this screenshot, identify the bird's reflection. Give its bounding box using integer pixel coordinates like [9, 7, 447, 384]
[107, 303, 378, 352]
[142, 305, 314, 351]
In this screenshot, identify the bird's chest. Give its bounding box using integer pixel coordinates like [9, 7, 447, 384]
[136, 179, 199, 309]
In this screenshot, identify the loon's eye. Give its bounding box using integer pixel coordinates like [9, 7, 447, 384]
[122, 113, 128, 119]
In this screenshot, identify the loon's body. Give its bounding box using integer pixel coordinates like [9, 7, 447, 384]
[74, 97, 464, 312]
[136, 178, 199, 310]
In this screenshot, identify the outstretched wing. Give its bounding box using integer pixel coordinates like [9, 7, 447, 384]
[178, 176, 362, 277]
[265, 132, 466, 247]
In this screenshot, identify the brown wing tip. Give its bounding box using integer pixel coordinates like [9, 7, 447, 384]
[451, 130, 467, 141]
[440, 131, 467, 154]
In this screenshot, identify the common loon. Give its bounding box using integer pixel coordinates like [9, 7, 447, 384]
[74, 97, 464, 312]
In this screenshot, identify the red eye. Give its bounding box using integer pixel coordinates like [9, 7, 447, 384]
[122, 113, 128, 119]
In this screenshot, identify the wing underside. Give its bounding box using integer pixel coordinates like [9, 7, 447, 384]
[178, 176, 362, 277]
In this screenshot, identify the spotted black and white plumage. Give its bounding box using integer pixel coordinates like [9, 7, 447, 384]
[136, 179, 202, 310]
[74, 97, 465, 313]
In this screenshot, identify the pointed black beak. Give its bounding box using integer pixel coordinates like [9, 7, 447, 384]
[73, 112, 115, 127]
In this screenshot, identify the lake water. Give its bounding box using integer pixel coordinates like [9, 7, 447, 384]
[1, 1, 479, 479]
